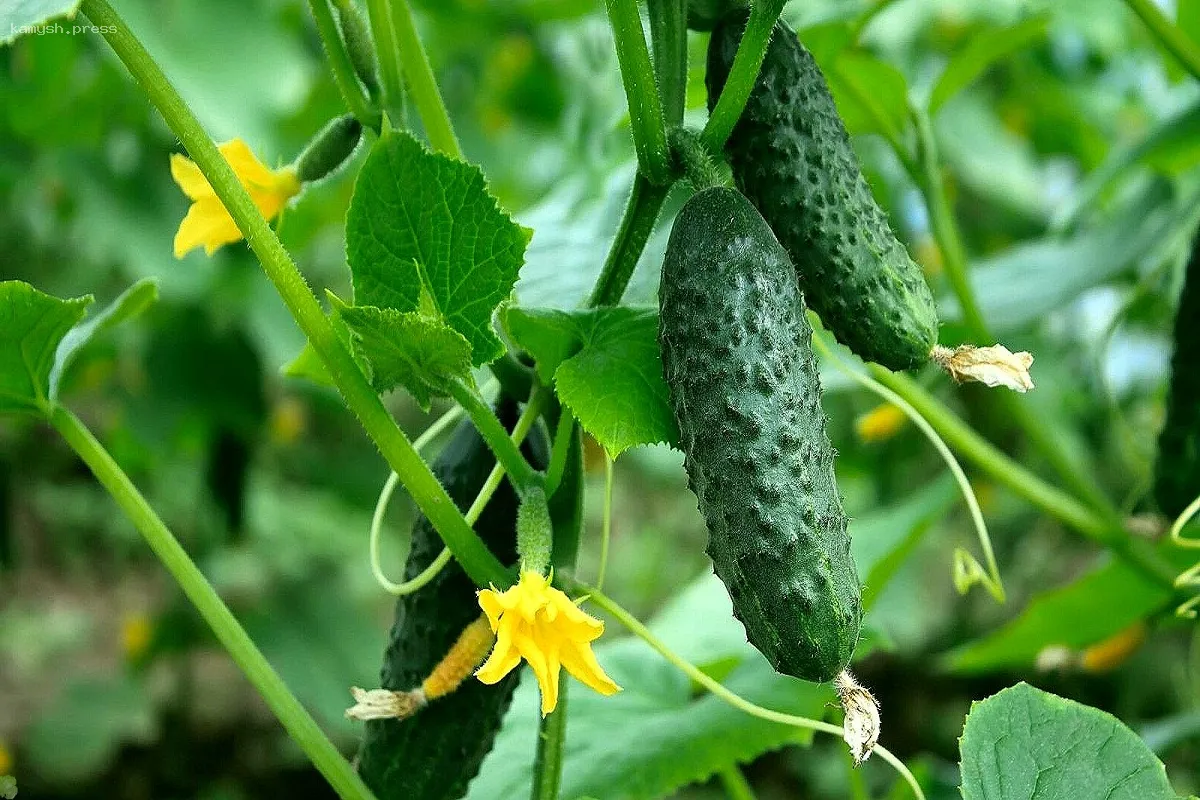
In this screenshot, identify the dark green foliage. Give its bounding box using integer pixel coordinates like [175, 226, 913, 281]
[658, 187, 861, 683]
[686, 0, 747, 31]
[358, 402, 542, 800]
[706, 14, 939, 371]
[1155, 235, 1200, 518]
[295, 114, 363, 183]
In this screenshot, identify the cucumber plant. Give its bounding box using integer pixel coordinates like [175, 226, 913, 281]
[4, 0, 1197, 799]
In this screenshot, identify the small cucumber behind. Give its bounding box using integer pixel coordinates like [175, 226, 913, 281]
[358, 401, 543, 800]
[659, 186, 861, 683]
[706, 13, 938, 371]
[1156, 235, 1200, 518]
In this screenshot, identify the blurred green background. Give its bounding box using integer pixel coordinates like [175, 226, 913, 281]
[3, 0, 1200, 797]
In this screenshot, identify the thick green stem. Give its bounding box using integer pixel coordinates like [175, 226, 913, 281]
[391, 0, 461, 156]
[648, 0, 688, 127]
[872, 367, 1180, 588]
[448, 378, 540, 495]
[701, 1, 784, 153]
[718, 765, 758, 800]
[586, 172, 671, 307]
[604, 0, 672, 184]
[531, 683, 568, 800]
[545, 409, 576, 497]
[82, 0, 507, 588]
[1124, 0, 1200, 81]
[911, 106, 1119, 519]
[49, 407, 374, 800]
[364, 0, 407, 125]
[307, 0, 380, 130]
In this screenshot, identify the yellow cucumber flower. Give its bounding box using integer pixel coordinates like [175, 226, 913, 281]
[170, 139, 300, 258]
[854, 403, 906, 443]
[476, 571, 620, 716]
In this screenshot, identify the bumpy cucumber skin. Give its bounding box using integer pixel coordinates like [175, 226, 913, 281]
[1156, 239, 1200, 518]
[358, 403, 541, 800]
[296, 114, 363, 183]
[659, 187, 862, 683]
[706, 14, 938, 371]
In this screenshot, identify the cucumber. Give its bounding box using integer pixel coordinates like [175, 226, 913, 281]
[706, 14, 938, 371]
[358, 401, 543, 800]
[1155, 237, 1200, 518]
[658, 186, 861, 683]
[295, 114, 363, 183]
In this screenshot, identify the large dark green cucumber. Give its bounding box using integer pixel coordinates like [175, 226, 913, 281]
[358, 402, 543, 800]
[1155, 236, 1200, 518]
[706, 14, 938, 371]
[659, 186, 861, 683]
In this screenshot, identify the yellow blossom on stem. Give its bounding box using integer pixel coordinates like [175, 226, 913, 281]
[476, 570, 620, 716]
[170, 139, 300, 258]
[855, 403, 906, 443]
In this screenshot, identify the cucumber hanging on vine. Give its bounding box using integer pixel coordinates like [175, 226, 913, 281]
[1155, 233, 1200, 519]
[658, 186, 862, 683]
[706, 12, 939, 372]
[357, 401, 546, 800]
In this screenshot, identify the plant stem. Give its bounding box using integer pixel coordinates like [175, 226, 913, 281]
[390, 0, 461, 156]
[82, 0, 507, 588]
[1124, 0, 1200, 81]
[648, 0, 687, 127]
[364, 0, 407, 125]
[701, 1, 784, 153]
[718, 765, 758, 800]
[872, 366, 1180, 588]
[545, 409, 576, 497]
[448, 378, 540, 495]
[910, 105, 1119, 519]
[571, 580, 926, 800]
[307, 0, 380, 130]
[587, 172, 671, 307]
[604, 0, 672, 185]
[49, 407, 374, 800]
[531, 682, 568, 800]
[597, 455, 614, 591]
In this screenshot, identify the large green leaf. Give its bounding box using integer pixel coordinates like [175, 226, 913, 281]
[468, 575, 832, 800]
[49, 277, 158, 401]
[1, 0, 81, 46]
[960, 683, 1181, 800]
[503, 306, 678, 457]
[345, 128, 529, 366]
[942, 542, 1195, 674]
[826, 52, 910, 142]
[928, 16, 1050, 115]
[333, 297, 473, 410]
[0, 281, 91, 416]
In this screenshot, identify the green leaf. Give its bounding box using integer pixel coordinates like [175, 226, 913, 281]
[1, 0, 82, 46]
[943, 179, 1200, 332]
[928, 16, 1050, 115]
[333, 296, 473, 410]
[24, 673, 156, 786]
[1054, 101, 1200, 231]
[942, 542, 1195, 674]
[503, 306, 678, 457]
[468, 574, 833, 800]
[50, 277, 158, 401]
[850, 477, 957, 609]
[824, 52, 910, 142]
[345, 128, 529, 366]
[282, 341, 334, 388]
[0, 281, 91, 416]
[960, 683, 1180, 800]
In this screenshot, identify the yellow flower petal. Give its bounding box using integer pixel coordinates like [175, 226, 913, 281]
[174, 196, 244, 258]
[855, 403, 906, 444]
[169, 138, 300, 259]
[475, 570, 620, 716]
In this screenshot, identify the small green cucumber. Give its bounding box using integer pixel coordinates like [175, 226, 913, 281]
[706, 13, 939, 371]
[658, 186, 862, 683]
[357, 401, 544, 800]
[295, 114, 363, 183]
[1155, 236, 1200, 518]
